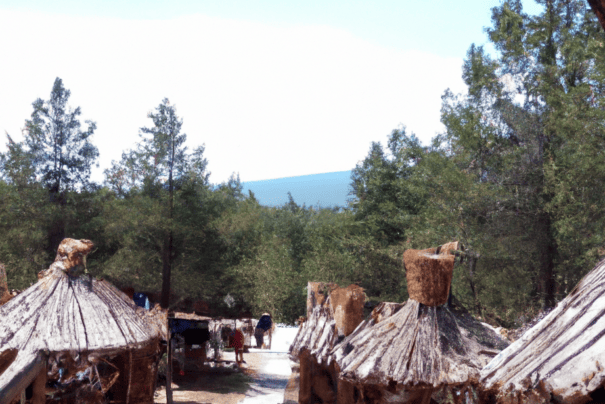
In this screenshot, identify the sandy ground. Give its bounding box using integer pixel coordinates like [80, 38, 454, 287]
[154, 326, 299, 404]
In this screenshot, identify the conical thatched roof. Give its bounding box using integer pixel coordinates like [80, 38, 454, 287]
[289, 283, 365, 366]
[0, 268, 160, 353]
[332, 299, 507, 389]
[481, 258, 605, 403]
[0, 239, 163, 396]
[290, 298, 337, 365]
[332, 242, 507, 392]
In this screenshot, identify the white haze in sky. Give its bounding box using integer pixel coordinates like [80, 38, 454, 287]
[0, 10, 467, 183]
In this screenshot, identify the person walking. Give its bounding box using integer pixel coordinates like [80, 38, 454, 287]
[254, 313, 273, 349]
[229, 325, 245, 366]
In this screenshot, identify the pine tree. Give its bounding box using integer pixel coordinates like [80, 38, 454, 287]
[104, 98, 209, 309]
[441, 0, 605, 309]
[2, 78, 98, 255]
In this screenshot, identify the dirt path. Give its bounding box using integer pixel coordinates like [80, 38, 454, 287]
[239, 327, 298, 403]
[154, 326, 299, 404]
[239, 352, 292, 403]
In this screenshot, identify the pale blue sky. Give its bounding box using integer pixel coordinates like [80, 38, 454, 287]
[0, 0, 543, 183]
[1, 0, 543, 56]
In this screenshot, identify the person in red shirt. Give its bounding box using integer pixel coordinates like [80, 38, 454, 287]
[229, 328, 245, 366]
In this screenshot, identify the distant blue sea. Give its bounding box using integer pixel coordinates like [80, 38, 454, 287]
[242, 170, 353, 208]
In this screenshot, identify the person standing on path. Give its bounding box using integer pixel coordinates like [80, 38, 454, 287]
[254, 313, 273, 349]
[229, 327, 245, 366]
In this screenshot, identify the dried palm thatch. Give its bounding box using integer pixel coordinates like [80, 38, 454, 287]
[290, 283, 365, 365]
[0, 238, 163, 404]
[332, 299, 507, 388]
[289, 282, 366, 404]
[403, 241, 461, 306]
[480, 258, 605, 403]
[331, 242, 507, 403]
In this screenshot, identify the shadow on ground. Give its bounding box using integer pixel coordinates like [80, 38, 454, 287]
[166, 367, 252, 395]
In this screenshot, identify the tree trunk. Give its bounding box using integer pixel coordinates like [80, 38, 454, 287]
[166, 328, 173, 404]
[538, 213, 557, 309]
[161, 159, 175, 310]
[48, 191, 66, 257]
[588, 0, 605, 31]
[467, 254, 484, 319]
[160, 234, 172, 309]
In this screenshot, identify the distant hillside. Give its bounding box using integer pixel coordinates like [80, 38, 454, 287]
[242, 170, 352, 208]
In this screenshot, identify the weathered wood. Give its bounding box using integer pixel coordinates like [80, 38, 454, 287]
[330, 284, 365, 337]
[0, 350, 47, 404]
[290, 295, 337, 365]
[31, 366, 46, 404]
[0, 270, 161, 355]
[481, 258, 605, 403]
[0, 349, 17, 377]
[0, 238, 163, 403]
[307, 282, 337, 317]
[290, 282, 366, 403]
[332, 298, 508, 392]
[291, 282, 365, 363]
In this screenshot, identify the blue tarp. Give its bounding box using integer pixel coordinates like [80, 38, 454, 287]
[133, 292, 150, 310]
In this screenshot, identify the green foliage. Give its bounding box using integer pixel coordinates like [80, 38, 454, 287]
[417, 0, 605, 320]
[4, 2, 605, 328]
[350, 127, 426, 245]
[0, 180, 52, 288]
[22, 77, 98, 195]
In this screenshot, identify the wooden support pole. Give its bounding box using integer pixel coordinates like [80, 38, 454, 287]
[166, 327, 173, 404]
[31, 367, 47, 404]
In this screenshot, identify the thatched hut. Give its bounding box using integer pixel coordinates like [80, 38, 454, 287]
[480, 258, 605, 403]
[289, 282, 366, 404]
[331, 242, 508, 404]
[0, 238, 165, 404]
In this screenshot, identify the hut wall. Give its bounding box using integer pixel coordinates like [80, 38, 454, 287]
[108, 339, 161, 404]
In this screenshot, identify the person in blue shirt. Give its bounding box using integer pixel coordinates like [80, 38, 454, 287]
[254, 313, 273, 348]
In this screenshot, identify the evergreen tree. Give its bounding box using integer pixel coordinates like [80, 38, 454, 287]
[349, 127, 426, 245]
[440, 0, 605, 309]
[1, 78, 98, 256]
[23, 78, 98, 197]
[104, 98, 210, 309]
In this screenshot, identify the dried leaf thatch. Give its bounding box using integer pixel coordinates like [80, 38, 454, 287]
[290, 301, 337, 366]
[481, 258, 605, 403]
[0, 239, 164, 402]
[290, 283, 365, 366]
[332, 299, 507, 390]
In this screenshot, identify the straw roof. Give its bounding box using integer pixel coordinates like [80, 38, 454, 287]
[0, 239, 163, 394]
[289, 299, 337, 366]
[0, 267, 160, 355]
[481, 258, 605, 403]
[331, 298, 507, 389]
[290, 282, 364, 366]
